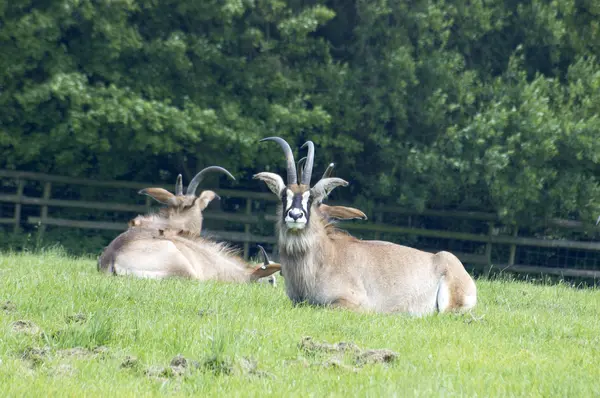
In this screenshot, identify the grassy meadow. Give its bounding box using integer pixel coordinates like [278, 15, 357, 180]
[1, 248, 599, 397]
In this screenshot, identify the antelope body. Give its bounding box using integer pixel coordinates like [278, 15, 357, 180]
[254, 138, 477, 315]
[99, 227, 279, 283]
[98, 167, 280, 284]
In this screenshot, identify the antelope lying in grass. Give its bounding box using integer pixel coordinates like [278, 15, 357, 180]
[98, 166, 281, 284]
[254, 137, 477, 315]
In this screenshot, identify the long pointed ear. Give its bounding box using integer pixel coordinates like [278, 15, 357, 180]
[319, 204, 367, 221]
[139, 188, 177, 205]
[310, 177, 349, 202]
[249, 263, 282, 281]
[196, 190, 219, 211]
[253, 172, 286, 196]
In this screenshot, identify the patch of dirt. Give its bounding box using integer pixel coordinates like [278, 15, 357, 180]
[65, 313, 87, 324]
[21, 346, 50, 367]
[136, 354, 273, 380]
[238, 356, 276, 379]
[92, 346, 110, 358]
[11, 320, 40, 335]
[197, 309, 214, 318]
[1, 300, 17, 313]
[299, 337, 361, 355]
[125, 355, 196, 380]
[144, 365, 175, 379]
[57, 347, 93, 358]
[55, 346, 110, 360]
[200, 355, 233, 376]
[356, 349, 398, 365]
[170, 354, 187, 368]
[169, 354, 188, 376]
[120, 355, 139, 369]
[299, 337, 398, 369]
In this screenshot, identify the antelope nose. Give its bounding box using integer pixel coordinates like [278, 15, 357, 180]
[289, 208, 303, 221]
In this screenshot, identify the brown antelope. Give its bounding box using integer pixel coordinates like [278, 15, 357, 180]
[254, 137, 477, 315]
[98, 166, 281, 284]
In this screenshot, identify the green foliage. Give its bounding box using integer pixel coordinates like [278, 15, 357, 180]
[1, 0, 599, 223]
[1, 251, 600, 395]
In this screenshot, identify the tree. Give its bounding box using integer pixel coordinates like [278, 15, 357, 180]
[1, 0, 599, 226]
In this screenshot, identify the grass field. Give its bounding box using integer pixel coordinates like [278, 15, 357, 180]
[1, 248, 599, 397]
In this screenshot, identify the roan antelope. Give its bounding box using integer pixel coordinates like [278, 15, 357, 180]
[254, 137, 477, 314]
[97, 166, 281, 284]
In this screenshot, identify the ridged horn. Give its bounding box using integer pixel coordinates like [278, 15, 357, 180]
[175, 174, 183, 196]
[322, 163, 335, 179]
[260, 137, 297, 185]
[301, 141, 315, 186]
[297, 157, 307, 183]
[257, 245, 270, 269]
[186, 166, 235, 197]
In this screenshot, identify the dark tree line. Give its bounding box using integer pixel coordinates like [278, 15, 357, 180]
[1, 0, 599, 225]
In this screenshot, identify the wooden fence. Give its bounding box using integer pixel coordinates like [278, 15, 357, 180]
[1, 169, 600, 279]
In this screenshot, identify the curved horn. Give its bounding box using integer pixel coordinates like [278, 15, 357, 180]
[175, 174, 183, 196]
[186, 166, 235, 197]
[260, 137, 297, 185]
[300, 141, 315, 186]
[297, 157, 307, 183]
[257, 244, 270, 269]
[322, 163, 335, 179]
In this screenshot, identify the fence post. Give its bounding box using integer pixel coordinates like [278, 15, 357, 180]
[374, 211, 383, 240]
[13, 179, 25, 233]
[484, 222, 494, 275]
[36, 182, 52, 243]
[243, 199, 252, 260]
[508, 224, 519, 266]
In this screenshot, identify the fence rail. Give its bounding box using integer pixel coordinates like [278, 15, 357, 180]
[1, 169, 600, 278]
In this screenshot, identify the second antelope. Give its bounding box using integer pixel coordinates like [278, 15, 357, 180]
[254, 138, 477, 315]
[98, 166, 281, 284]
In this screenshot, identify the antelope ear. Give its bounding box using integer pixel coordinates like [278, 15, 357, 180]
[249, 263, 282, 281]
[196, 190, 220, 211]
[253, 172, 286, 197]
[319, 204, 367, 221]
[310, 177, 349, 202]
[139, 188, 177, 205]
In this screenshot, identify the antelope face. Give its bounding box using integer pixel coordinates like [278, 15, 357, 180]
[133, 167, 235, 233]
[254, 137, 350, 232]
[282, 187, 312, 230]
[130, 190, 217, 233]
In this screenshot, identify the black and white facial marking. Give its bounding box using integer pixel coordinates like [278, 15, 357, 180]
[282, 189, 312, 230]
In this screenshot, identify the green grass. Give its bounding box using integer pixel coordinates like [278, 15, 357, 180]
[1, 248, 599, 397]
